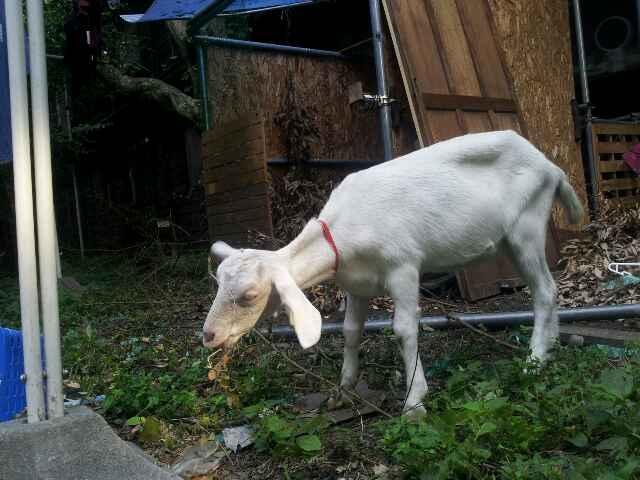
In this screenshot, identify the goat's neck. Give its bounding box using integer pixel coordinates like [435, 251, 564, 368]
[278, 220, 336, 289]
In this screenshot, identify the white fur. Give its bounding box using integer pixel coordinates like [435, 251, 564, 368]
[203, 130, 584, 416]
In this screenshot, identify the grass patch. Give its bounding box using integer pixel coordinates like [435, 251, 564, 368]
[379, 345, 640, 479]
[3, 251, 640, 478]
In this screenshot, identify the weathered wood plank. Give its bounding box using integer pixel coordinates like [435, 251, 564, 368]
[204, 158, 266, 183]
[461, 111, 493, 133]
[206, 195, 268, 214]
[593, 123, 640, 136]
[600, 178, 640, 192]
[594, 142, 638, 155]
[492, 112, 522, 133]
[427, 110, 464, 142]
[209, 206, 268, 226]
[201, 137, 265, 167]
[201, 116, 273, 243]
[423, 93, 516, 113]
[205, 169, 267, 195]
[559, 325, 640, 347]
[598, 160, 635, 173]
[206, 183, 269, 205]
[428, 0, 482, 96]
[202, 116, 263, 143]
[455, 0, 511, 98]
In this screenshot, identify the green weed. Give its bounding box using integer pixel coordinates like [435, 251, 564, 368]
[380, 346, 640, 479]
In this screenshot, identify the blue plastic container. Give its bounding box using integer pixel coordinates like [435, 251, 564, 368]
[0, 327, 27, 421]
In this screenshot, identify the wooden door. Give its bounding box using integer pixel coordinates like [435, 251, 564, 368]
[383, 0, 560, 300]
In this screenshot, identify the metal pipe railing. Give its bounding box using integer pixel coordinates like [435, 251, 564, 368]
[267, 157, 377, 169]
[265, 303, 640, 337]
[4, 0, 47, 423]
[193, 35, 346, 59]
[196, 43, 211, 130]
[368, 0, 393, 162]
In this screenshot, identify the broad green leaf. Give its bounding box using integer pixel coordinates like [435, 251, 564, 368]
[265, 415, 287, 433]
[568, 432, 588, 448]
[595, 436, 628, 452]
[139, 416, 163, 443]
[599, 369, 634, 399]
[567, 472, 588, 480]
[473, 447, 492, 460]
[127, 416, 145, 426]
[476, 422, 497, 438]
[585, 408, 610, 431]
[462, 401, 483, 412]
[485, 397, 508, 411]
[619, 458, 640, 479]
[296, 434, 322, 452]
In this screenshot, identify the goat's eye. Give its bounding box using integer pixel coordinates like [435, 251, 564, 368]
[242, 290, 259, 302]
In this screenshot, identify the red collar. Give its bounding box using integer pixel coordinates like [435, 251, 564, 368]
[318, 219, 340, 273]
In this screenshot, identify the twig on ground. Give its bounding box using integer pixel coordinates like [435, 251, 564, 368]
[84, 300, 193, 306]
[253, 329, 393, 419]
[447, 314, 525, 352]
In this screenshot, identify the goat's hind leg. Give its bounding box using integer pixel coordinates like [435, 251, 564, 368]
[389, 266, 428, 418]
[328, 294, 367, 409]
[506, 219, 559, 364]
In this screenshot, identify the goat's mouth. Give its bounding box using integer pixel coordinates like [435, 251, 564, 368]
[204, 333, 242, 350]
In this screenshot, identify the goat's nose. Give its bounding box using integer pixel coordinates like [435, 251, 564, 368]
[203, 331, 215, 344]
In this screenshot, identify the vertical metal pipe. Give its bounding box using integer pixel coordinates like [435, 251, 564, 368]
[572, 0, 590, 106]
[636, 0, 640, 48]
[4, 0, 46, 423]
[64, 81, 85, 261]
[26, 0, 64, 418]
[572, 0, 598, 214]
[197, 43, 211, 130]
[54, 232, 62, 279]
[72, 166, 85, 261]
[369, 0, 393, 161]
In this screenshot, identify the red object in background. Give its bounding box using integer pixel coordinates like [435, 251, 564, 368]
[623, 144, 640, 176]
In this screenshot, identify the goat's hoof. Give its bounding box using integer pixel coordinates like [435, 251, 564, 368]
[327, 388, 351, 410]
[326, 395, 340, 410]
[523, 355, 546, 374]
[402, 404, 426, 421]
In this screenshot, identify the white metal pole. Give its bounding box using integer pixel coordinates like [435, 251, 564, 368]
[26, 0, 64, 418]
[4, 0, 46, 423]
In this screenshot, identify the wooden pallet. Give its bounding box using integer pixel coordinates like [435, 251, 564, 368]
[591, 123, 640, 206]
[201, 116, 273, 246]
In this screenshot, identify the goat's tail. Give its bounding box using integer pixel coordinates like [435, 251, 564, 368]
[556, 175, 584, 225]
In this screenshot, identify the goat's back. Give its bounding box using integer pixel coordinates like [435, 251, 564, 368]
[320, 130, 563, 271]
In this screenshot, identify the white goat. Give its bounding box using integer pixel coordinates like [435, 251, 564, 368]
[203, 130, 583, 416]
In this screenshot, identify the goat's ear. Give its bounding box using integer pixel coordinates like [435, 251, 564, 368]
[272, 268, 321, 349]
[210, 241, 236, 263]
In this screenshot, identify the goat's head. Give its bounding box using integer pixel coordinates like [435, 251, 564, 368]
[202, 241, 322, 350]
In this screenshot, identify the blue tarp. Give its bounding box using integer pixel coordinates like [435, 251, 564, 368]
[121, 0, 316, 23]
[0, 0, 12, 165]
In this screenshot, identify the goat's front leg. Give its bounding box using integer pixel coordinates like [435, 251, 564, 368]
[389, 267, 428, 417]
[329, 294, 367, 409]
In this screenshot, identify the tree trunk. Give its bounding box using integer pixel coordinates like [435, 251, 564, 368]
[97, 64, 201, 126]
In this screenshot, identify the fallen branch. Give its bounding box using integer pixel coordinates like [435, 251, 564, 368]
[253, 329, 393, 419]
[447, 314, 525, 352]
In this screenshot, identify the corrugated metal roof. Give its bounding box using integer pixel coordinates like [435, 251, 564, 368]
[121, 0, 317, 23]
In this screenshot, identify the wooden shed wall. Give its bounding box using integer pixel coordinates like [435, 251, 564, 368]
[205, 47, 386, 163]
[488, 0, 587, 229]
